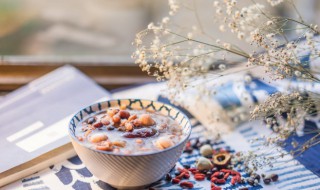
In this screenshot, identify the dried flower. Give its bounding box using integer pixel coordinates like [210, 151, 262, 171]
[133, 0, 320, 171]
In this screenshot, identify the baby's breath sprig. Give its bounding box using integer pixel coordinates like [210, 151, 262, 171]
[133, 0, 320, 170]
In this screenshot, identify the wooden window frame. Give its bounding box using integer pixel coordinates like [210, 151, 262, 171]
[0, 56, 155, 93]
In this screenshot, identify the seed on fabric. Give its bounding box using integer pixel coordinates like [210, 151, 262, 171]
[183, 148, 193, 154]
[224, 172, 230, 179]
[201, 169, 208, 174]
[206, 171, 213, 180]
[183, 164, 191, 169]
[214, 178, 226, 184]
[165, 173, 172, 181]
[196, 157, 213, 171]
[247, 177, 255, 186]
[194, 173, 205, 181]
[252, 173, 261, 182]
[184, 172, 190, 179]
[200, 144, 213, 157]
[263, 178, 271, 185]
[211, 167, 218, 173]
[270, 174, 278, 181]
[217, 172, 224, 179]
[171, 178, 180, 184]
[179, 181, 194, 188]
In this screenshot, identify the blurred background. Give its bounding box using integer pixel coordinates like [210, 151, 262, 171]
[0, 0, 319, 57]
[0, 0, 168, 56]
[0, 0, 319, 93]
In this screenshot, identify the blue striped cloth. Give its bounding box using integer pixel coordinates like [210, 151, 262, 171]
[4, 78, 320, 190]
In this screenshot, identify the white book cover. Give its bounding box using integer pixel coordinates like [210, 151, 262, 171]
[0, 65, 111, 186]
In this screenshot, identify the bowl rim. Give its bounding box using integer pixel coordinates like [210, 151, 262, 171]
[68, 98, 192, 157]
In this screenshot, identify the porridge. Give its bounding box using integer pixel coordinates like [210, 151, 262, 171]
[76, 107, 184, 154]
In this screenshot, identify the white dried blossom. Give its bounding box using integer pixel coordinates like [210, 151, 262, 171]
[168, 0, 180, 15]
[237, 32, 245, 40]
[218, 64, 226, 70]
[134, 0, 320, 170]
[213, 1, 220, 7]
[267, 0, 284, 6]
[219, 25, 225, 32]
[162, 17, 170, 24]
[266, 20, 274, 26]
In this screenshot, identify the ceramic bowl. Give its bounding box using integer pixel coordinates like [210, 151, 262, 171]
[68, 99, 192, 189]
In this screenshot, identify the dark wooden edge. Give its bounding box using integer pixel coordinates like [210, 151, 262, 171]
[0, 56, 155, 92]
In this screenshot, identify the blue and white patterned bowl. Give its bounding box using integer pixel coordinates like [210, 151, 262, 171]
[68, 99, 192, 189]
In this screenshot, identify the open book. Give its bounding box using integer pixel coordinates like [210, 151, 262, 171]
[0, 65, 110, 187]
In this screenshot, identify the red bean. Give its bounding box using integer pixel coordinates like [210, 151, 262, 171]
[230, 170, 241, 176]
[211, 177, 217, 182]
[119, 110, 130, 119]
[211, 183, 222, 190]
[184, 173, 190, 179]
[177, 168, 188, 173]
[93, 122, 103, 128]
[179, 181, 194, 189]
[231, 175, 241, 185]
[220, 169, 232, 173]
[176, 172, 186, 179]
[211, 186, 222, 190]
[194, 173, 205, 181]
[123, 128, 157, 138]
[212, 172, 220, 178]
[171, 178, 180, 184]
[214, 179, 226, 184]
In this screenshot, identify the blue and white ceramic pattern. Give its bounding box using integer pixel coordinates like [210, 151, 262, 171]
[68, 99, 192, 189]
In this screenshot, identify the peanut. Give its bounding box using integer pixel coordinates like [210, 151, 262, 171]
[107, 109, 119, 117]
[139, 114, 155, 126]
[128, 114, 137, 121]
[132, 119, 142, 127]
[125, 122, 134, 131]
[112, 140, 126, 147]
[95, 141, 113, 151]
[90, 133, 108, 143]
[135, 138, 143, 144]
[120, 104, 127, 110]
[93, 122, 103, 128]
[112, 115, 121, 123]
[156, 137, 174, 149]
